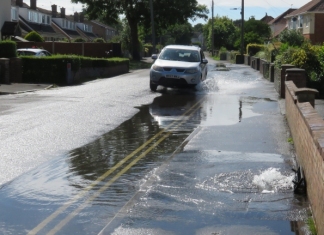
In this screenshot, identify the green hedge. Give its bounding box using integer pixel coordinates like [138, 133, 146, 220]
[21, 55, 129, 84]
[247, 43, 265, 56]
[0, 40, 17, 58]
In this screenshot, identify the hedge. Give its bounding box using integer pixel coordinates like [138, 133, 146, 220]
[20, 55, 129, 84]
[247, 43, 265, 56]
[0, 40, 17, 58]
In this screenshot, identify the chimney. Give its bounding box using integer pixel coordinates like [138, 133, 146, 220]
[16, 0, 23, 7]
[30, 0, 36, 10]
[52, 4, 57, 17]
[74, 12, 79, 22]
[60, 7, 65, 18]
[80, 12, 84, 23]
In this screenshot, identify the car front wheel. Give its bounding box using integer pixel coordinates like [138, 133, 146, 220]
[150, 82, 158, 91]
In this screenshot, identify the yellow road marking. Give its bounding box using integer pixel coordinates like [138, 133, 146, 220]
[28, 96, 204, 235]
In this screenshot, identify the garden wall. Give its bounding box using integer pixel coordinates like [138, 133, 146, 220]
[285, 81, 324, 235]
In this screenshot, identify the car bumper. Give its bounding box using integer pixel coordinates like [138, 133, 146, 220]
[150, 71, 201, 88]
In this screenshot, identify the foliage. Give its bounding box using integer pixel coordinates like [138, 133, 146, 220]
[21, 55, 128, 84]
[247, 43, 265, 56]
[0, 40, 17, 58]
[234, 17, 271, 52]
[278, 29, 305, 47]
[306, 217, 317, 235]
[193, 23, 204, 33]
[24, 31, 44, 42]
[165, 23, 193, 45]
[204, 16, 237, 51]
[274, 42, 322, 81]
[93, 38, 106, 43]
[192, 42, 201, 47]
[72, 0, 208, 60]
[73, 37, 87, 42]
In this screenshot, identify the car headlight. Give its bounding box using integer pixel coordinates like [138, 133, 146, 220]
[185, 68, 198, 74]
[152, 65, 163, 71]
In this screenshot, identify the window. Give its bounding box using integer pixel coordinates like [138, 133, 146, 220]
[299, 15, 303, 28]
[11, 8, 18, 21]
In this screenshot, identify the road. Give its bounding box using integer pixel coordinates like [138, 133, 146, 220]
[0, 57, 310, 234]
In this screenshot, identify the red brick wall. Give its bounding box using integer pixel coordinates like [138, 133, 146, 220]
[285, 81, 324, 234]
[304, 14, 324, 44]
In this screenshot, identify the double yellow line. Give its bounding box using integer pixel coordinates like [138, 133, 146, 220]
[28, 96, 204, 235]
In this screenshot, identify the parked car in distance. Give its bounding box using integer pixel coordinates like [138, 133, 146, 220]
[149, 45, 208, 91]
[17, 48, 52, 57]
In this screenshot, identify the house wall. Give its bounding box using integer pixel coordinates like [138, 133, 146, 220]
[91, 23, 106, 41]
[0, 0, 11, 40]
[311, 14, 324, 44]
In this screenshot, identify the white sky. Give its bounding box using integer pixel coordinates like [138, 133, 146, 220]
[33, 0, 311, 23]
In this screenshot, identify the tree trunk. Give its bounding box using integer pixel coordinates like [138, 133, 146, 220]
[128, 18, 141, 61]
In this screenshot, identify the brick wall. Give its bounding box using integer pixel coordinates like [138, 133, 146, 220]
[304, 14, 324, 44]
[285, 81, 324, 234]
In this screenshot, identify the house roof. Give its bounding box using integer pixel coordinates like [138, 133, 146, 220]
[268, 8, 297, 24]
[286, 0, 324, 17]
[91, 20, 116, 31]
[260, 13, 274, 23]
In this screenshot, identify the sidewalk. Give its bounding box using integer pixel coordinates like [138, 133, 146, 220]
[0, 83, 53, 95]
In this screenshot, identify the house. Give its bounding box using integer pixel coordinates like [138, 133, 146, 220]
[9, 0, 107, 42]
[285, 0, 324, 44]
[89, 20, 117, 42]
[0, 0, 13, 40]
[260, 13, 274, 24]
[268, 8, 297, 38]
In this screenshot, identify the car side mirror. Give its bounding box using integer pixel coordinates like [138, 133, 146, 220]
[151, 54, 158, 60]
[202, 59, 208, 64]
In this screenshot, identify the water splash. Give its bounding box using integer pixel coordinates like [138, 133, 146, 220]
[253, 168, 294, 193]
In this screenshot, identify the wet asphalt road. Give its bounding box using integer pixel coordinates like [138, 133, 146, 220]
[0, 57, 310, 234]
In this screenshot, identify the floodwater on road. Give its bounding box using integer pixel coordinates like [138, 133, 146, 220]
[0, 62, 310, 235]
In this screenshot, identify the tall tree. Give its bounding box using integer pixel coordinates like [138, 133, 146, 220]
[72, 0, 208, 60]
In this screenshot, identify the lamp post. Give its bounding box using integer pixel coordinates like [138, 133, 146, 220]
[230, 1, 244, 55]
[211, 0, 214, 56]
[240, 0, 244, 56]
[150, 0, 156, 53]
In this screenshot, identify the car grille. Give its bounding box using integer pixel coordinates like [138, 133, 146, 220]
[159, 77, 188, 86]
[163, 67, 185, 73]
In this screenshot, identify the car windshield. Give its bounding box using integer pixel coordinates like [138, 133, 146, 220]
[17, 51, 36, 56]
[159, 48, 200, 62]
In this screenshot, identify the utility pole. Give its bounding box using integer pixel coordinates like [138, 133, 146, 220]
[211, 0, 214, 56]
[150, 0, 156, 53]
[240, 0, 244, 55]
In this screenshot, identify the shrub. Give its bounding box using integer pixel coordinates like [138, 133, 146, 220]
[274, 42, 322, 81]
[278, 29, 304, 47]
[247, 43, 265, 56]
[93, 38, 106, 43]
[21, 55, 129, 84]
[73, 37, 87, 43]
[24, 31, 44, 42]
[0, 40, 17, 58]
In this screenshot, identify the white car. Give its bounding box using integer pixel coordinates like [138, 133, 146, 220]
[149, 45, 208, 91]
[17, 48, 52, 57]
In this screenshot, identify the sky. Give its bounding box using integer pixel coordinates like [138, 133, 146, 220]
[33, 0, 311, 24]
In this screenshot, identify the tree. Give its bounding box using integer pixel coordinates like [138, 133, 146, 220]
[71, 0, 208, 60]
[203, 16, 237, 51]
[166, 23, 193, 45]
[193, 23, 204, 33]
[234, 17, 271, 51]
